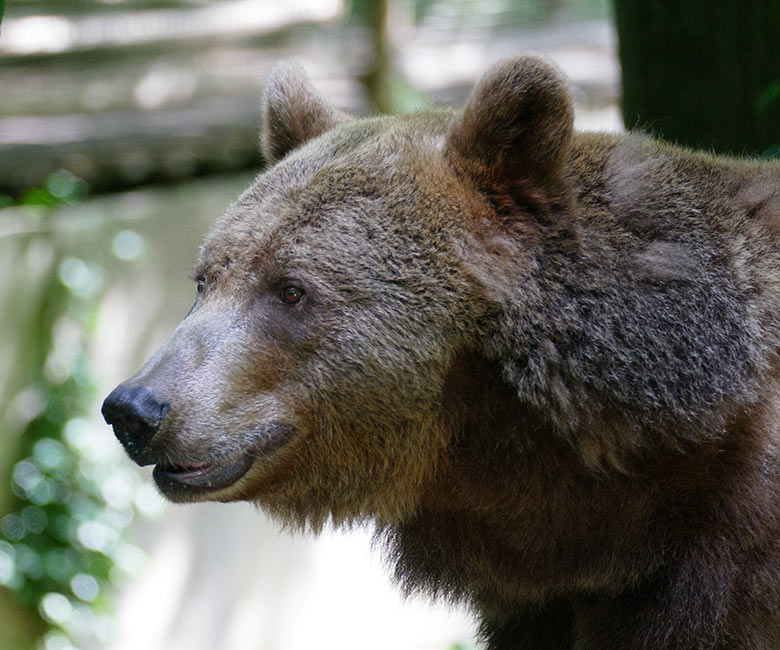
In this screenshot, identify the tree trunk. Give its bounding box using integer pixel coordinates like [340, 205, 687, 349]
[353, 0, 394, 113]
[614, 0, 780, 157]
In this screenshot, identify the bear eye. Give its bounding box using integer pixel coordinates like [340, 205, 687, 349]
[196, 279, 205, 295]
[280, 285, 305, 305]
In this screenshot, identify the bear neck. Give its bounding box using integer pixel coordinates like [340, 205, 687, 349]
[378, 348, 776, 611]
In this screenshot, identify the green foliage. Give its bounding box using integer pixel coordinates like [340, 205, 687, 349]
[762, 145, 780, 159]
[756, 79, 780, 114]
[19, 171, 89, 208]
[756, 78, 780, 159]
[412, 0, 608, 26]
[1, 173, 146, 649]
[0, 171, 88, 212]
[348, 0, 381, 25]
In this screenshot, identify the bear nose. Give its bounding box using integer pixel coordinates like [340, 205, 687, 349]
[102, 384, 169, 465]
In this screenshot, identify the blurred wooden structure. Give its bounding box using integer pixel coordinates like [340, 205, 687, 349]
[0, 0, 615, 197]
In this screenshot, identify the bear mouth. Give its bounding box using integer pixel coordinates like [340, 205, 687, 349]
[153, 452, 254, 499]
[151, 423, 296, 501]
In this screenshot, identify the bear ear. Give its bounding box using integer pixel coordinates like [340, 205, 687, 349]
[445, 56, 574, 210]
[260, 62, 347, 165]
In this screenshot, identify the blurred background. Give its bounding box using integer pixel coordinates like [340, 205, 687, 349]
[0, 1, 777, 649]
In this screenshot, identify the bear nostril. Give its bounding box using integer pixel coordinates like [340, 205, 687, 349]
[102, 384, 169, 465]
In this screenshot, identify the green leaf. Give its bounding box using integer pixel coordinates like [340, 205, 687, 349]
[756, 79, 780, 113]
[19, 188, 58, 207]
[761, 144, 780, 159]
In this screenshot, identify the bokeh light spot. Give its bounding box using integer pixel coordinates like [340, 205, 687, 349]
[111, 230, 145, 261]
[34, 438, 68, 471]
[22, 506, 48, 534]
[0, 541, 17, 585]
[40, 593, 73, 625]
[71, 573, 100, 601]
[1, 514, 26, 542]
[58, 257, 104, 299]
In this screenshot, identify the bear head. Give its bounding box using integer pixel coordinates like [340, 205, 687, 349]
[102, 56, 574, 528]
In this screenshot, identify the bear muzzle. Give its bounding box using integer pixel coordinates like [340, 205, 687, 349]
[103, 382, 297, 500]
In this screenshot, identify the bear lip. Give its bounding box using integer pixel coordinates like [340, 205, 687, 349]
[151, 423, 296, 500]
[153, 452, 253, 497]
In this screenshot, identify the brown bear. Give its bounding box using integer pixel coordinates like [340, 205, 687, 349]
[103, 56, 780, 649]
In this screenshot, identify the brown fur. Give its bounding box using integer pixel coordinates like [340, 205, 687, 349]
[103, 56, 780, 649]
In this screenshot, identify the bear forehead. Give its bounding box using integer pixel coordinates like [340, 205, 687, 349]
[198, 113, 454, 273]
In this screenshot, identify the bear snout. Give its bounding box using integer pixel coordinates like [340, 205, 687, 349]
[102, 384, 170, 465]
